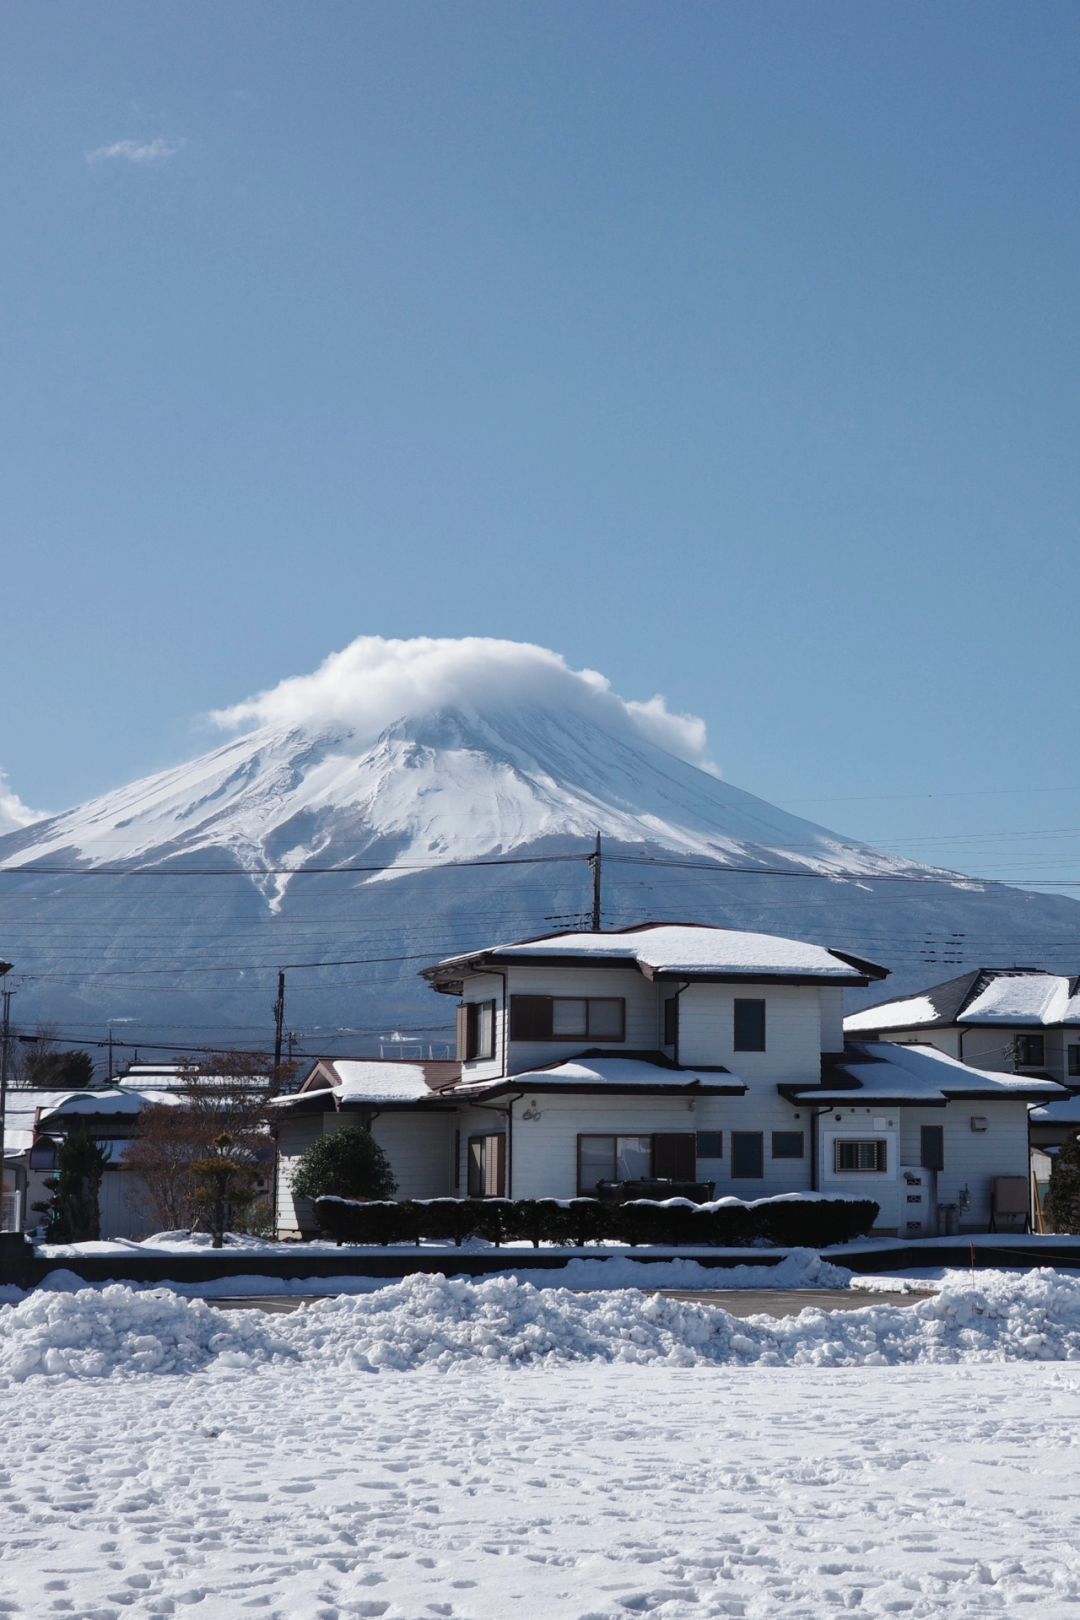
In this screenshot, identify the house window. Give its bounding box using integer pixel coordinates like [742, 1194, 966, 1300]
[771, 1131, 804, 1159]
[696, 1131, 724, 1159]
[663, 996, 679, 1047]
[1015, 1033, 1045, 1067]
[510, 995, 626, 1042]
[834, 1139, 888, 1173]
[577, 1134, 651, 1195]
[1068, 1047, 1080, 1078]
[457, 999, 496, 1062]
[733, 999, 766, 1052]
[731, 1131, 764, 1178]
[920, 1125, 944, 1172]
[467, 1134, 505, 1198]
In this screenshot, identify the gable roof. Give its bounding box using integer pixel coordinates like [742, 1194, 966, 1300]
[424, 922, 888, 989]
[270, 1057, 461, 1111]
[781, 1040, 1066, 1108]
[845, 969, 1080, 1034]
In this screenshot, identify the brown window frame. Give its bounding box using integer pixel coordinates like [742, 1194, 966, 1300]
[457, 999, 496, 1062]
[1069, 1046, 1080, 1078]
[467, 1133, 506, 1198]
[510, 995, 626, 1043]
[663, 996, 679, 1048]
[1015, 1033, 1045, 1067]
[771, 1130, 804, 1160]
[834, 1138, 888, 1173]
[696, 1130, 723, 1159]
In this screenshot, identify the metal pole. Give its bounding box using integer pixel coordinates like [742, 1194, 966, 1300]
[0, 980, 14, 1231]
[272, 970, 286, 1095]
[589, 832, 602, 932]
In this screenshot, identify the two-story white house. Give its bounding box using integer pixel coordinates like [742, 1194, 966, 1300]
[273, 924, 1063, 1236]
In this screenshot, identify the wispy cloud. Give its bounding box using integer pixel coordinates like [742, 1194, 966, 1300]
[0, 769, 46, 835]
[86, 137, 182, 166]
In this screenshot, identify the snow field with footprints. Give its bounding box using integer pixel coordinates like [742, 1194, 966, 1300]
[3, 1271, 1080, 1617]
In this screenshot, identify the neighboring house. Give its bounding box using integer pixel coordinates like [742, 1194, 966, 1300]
[274, 923, 1062, 1236]
[844, 969, 1080, 1086]
[24, 1085, 184, 1239]
[2, 1089, 81, 1232]
[4, 1061, 269, 1240]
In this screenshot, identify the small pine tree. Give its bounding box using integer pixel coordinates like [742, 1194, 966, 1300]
[190, 1132, 259, 1249]
[291, 1126, 397, 1204]
[1046, 1131, 1080, 1233]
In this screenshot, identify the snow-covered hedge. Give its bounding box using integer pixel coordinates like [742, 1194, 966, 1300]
[313, 1193, 880, 1249]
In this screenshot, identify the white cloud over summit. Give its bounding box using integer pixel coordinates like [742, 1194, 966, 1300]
[0, 770, 44, 834]
[212, 636, 720, 775]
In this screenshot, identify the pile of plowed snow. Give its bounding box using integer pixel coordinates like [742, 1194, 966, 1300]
[3, 1269, 1080, 1381]
[0, 1283, 287, 1383]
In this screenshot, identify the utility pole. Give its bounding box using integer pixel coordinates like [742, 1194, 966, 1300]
[272, 970, 286, 1095]
[589, 832, 602, 932]
[106, 1027, 114, 1082]
[0, 967, 14, 1233]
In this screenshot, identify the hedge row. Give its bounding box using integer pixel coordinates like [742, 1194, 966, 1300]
[313, 1195, 879, 1249]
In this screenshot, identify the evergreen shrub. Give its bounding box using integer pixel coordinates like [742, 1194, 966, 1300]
[312, 1193, 878, 1248]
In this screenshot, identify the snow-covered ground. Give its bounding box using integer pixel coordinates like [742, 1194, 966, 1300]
[4, 1271, 1080, 1616]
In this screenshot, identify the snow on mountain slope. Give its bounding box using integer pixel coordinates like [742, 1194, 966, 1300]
[3, 635, 1080, 1058]
[0, 703, 931, 892]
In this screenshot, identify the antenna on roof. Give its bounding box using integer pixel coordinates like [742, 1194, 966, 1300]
[589, 832, 602, 932]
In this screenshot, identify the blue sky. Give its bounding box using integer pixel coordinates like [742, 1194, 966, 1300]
[3, 1, 1080, 890]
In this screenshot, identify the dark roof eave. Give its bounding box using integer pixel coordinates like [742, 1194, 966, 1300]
[780, 1086, 949, 1109]
[453, 1080, 747, 1100]
[425, 952, 874, 988]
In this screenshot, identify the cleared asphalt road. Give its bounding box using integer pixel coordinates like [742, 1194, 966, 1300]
[208, 1288, 931, 1319]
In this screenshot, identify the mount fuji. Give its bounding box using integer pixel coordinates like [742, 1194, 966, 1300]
[3, 636, 1080, 1064]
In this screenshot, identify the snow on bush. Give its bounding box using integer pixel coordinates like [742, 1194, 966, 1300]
[0, 1280, 289, 1384]
[5, 1265, 1080, 1381]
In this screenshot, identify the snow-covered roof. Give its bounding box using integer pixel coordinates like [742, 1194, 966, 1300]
[37, 1088, 183, 1123]
[846, 969, 1080, 1034]
[111, 1064, 270, 1091]
[271, 1057, 461, 1109]
[786, 1041, 1066, 1107]
[428, 923, 886, 985]
[452, 1055, 747, 1097]
[1030, 1097, 1080, 1126]
[4, 1088, 106, 1156]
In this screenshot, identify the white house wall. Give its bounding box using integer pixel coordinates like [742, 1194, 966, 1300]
[367, 1112, 454, 1199]
[677, 983, 822, 1082]
[819, 988, 845, 1054]
[818, 1110, 902, 1229]
[508, 1094, 812, 1200]
[457, 965, 659, 1082]
[275, 1112, 325, 1236]
[898, 1099, 1030, 1229]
